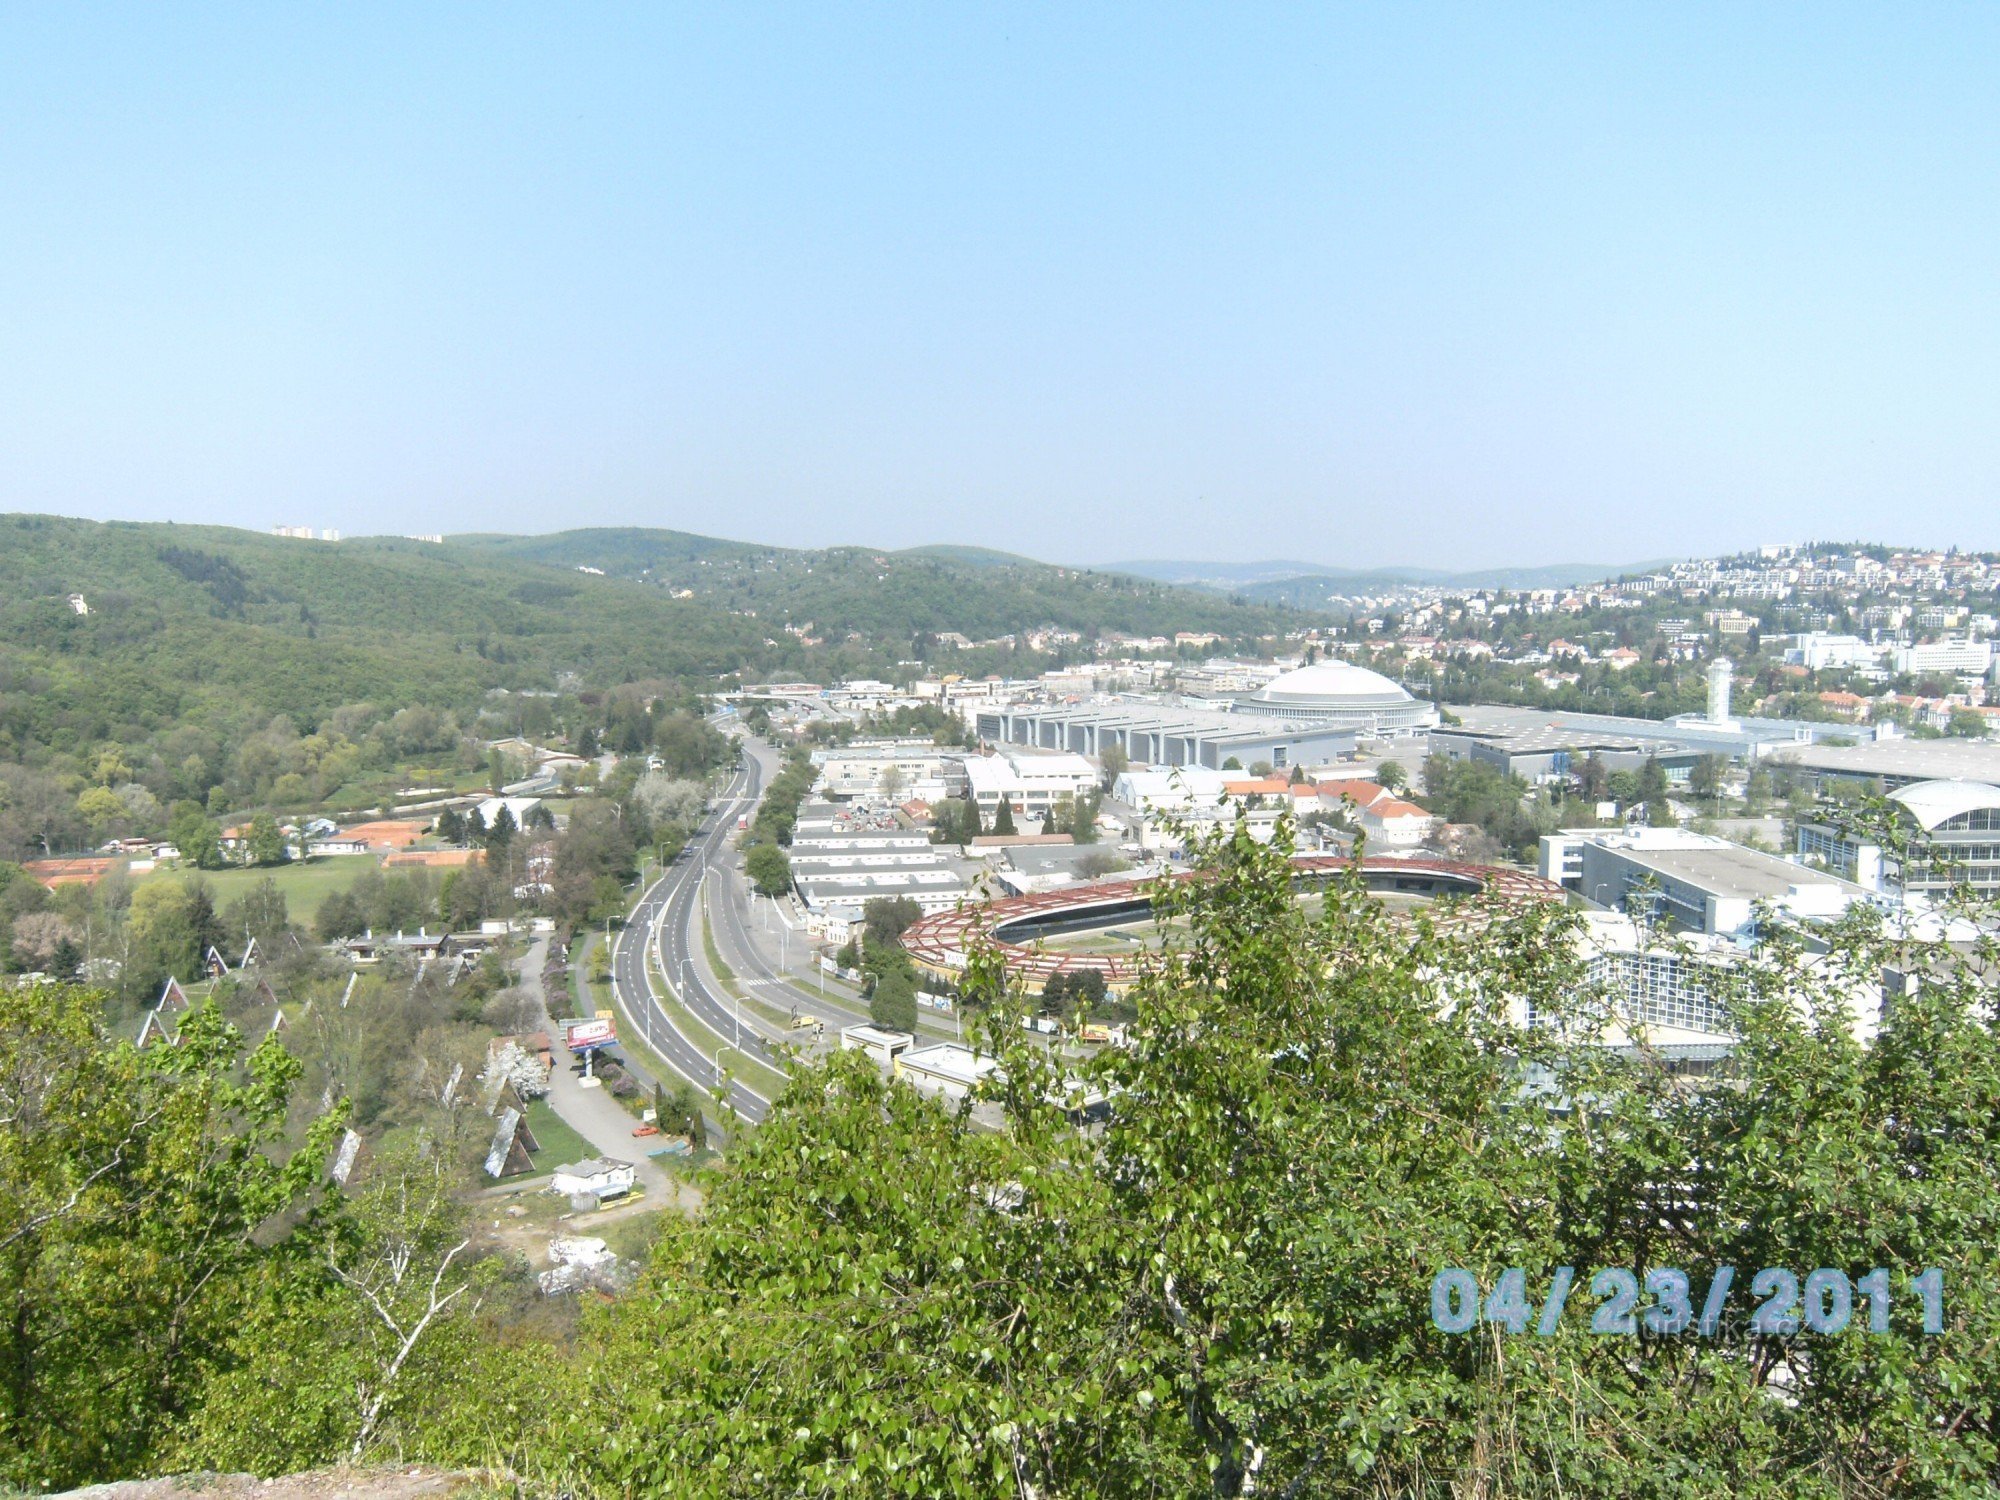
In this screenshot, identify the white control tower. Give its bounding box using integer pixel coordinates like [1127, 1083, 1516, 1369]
[1706, 658, 1739, 730]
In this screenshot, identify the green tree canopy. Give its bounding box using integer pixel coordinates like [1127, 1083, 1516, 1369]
[744, 841, 792, 898]
[551, 822, 2000, 1496]
[861, 896, 922, 950]
[1947, 707, 1989, 738]
[167, 801, 224, 869]
[0, 985, 346, 1489]
[867, 963, 918, 1033]
[245, 811, 289, 867]
[1098, 740, 1129, 785]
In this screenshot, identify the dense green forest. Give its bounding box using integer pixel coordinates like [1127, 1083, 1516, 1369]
[0, 515, 767, 761]
[5, 826, 1997, 1496]
[443, 526, 1302, 644]
[0, 513, 1297, 858]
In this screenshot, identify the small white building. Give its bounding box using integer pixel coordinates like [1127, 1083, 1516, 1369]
[477, 795, 544, 830]
[1354, 794, 1439, 849]
[1112, 767, 1230, 816]
[840, 1024, 915, 1067]
[1786, 632, 1882, 672]
[1313, 779, 1439, 847]
[548, 1157, 636, 1201]
[894, 1043, 1000, 1101]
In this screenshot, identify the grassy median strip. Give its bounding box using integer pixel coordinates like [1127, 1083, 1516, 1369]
[701, 904, 807, 1031]
[577, 931, 617, 1017]
[700, 906, 745, 998]
[642, 945, 792, 1100]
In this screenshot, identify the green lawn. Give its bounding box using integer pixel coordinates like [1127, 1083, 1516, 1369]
[518, 1098, 595, 1174]
[129, 855, 384, 923]
[597, 1211, 670, 1263]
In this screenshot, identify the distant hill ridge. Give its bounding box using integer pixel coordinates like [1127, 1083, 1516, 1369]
[438, 526, 1300, 640]
[1103, 557, 1680, 592]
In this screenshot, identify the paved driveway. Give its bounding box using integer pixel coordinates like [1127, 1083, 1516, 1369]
[515, 934, 698, 1210]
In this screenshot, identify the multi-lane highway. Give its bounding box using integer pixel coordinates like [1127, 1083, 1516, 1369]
[608, 739, 778, 1122]
[608, 727, 958, 1128]
[700, 736, 901, 1038]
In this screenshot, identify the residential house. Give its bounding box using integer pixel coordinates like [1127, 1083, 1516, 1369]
[549, 1157, 637, 1202]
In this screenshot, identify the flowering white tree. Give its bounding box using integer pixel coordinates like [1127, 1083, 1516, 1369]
[633, 772, 708, 831]
[487, 1040, 549, 1100]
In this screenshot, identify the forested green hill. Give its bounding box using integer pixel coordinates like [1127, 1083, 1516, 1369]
[0, 515, 1303, 854]
[0, 514, 1296, 761]
[443, 526, 1299, 643]
[0, 515, 768, 762]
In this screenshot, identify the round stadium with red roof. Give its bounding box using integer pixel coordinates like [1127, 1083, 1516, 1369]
[898, 854, 1566, 993]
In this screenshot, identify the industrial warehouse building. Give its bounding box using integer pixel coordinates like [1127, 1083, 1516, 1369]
[1540, 827, 1873, 938]
[976, 700, 1357, 771]
[1768, 737, 2000, 793]
[1439, 701, 1841, 766]
[786, 805, 981, 940]
[974, 661, 1436, 771]
[1428, 722, 1701, 783]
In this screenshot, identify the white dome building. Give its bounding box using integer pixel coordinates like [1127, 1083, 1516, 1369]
[1235, 661, 1439, 735]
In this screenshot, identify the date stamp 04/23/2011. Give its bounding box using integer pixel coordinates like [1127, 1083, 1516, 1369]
[1430, 1266, 1946, 1338]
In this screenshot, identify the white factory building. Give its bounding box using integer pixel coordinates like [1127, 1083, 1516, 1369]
[786, 811, 982, 941]
[808, 740, 957, 803]
[1894, 639, 1994, 678]
[1796, 778, 2000, 902]
[951, 748, 1101, 823]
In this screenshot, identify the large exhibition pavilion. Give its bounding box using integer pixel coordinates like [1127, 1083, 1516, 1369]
[1231, 660, 1442, 735]
[975, 660, 1438, 772]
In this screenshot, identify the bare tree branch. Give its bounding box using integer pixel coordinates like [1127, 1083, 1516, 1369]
[333, 1236, 473, 1461]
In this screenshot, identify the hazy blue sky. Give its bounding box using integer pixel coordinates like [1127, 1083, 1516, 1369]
[3, 6, 1997, 568]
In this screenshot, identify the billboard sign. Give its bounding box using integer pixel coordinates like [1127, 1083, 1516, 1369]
[566, 1017, 616, 1052]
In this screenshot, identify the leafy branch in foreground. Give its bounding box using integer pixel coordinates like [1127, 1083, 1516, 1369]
[6, 813, 1998, 1494]
[0, 986, 344, 1490]
[552, 819, 2000, 1498]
